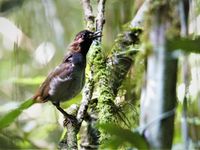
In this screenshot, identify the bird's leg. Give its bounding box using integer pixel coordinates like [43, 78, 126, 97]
[52, 102, 77, 123]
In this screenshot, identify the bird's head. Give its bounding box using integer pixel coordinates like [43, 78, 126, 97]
[70, 30, 101, 55]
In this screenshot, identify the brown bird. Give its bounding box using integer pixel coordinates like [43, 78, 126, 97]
[33, 30, 101, 119]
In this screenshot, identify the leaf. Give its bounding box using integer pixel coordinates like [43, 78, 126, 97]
[0, 99, 35, 130]
[167, 37, 200, 53]
[98, 123, 148, 149]
[12, 76, 45, 85]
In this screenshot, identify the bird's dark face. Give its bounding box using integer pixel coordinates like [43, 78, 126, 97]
[73, 30, 101, 55]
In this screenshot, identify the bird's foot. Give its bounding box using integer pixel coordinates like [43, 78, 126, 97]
[52, 102, 77, 126]
[63, 114, 78, 126]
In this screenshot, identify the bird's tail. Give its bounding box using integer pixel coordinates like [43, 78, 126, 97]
[32, 94, 47, 103]
[0, 98, 36, 130]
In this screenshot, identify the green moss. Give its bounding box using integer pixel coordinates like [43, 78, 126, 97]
[88, 43, 116, 141]
[87, 22, 144, 142]
[111, 27, 142, 56]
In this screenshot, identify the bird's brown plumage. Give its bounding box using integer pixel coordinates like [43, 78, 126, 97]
[32, 30, 100, 107]
[33, 55, 73, 103]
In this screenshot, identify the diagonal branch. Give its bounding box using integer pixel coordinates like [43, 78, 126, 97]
[77, 0, 95, 125]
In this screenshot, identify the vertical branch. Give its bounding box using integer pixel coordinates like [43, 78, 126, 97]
[140, 1, 179, 149]
[81, 0, 95, 31]
[96, 0, 106, 41]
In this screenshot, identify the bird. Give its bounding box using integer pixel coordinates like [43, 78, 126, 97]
[0, 30, 101, 129]
[32, 30, 101, 120]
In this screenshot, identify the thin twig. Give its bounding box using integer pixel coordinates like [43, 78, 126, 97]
[81, 0, 95, 30]
[81, 0, 93, 21]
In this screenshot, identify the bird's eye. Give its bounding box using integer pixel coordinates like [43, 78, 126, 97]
[89, 33, 93, 37]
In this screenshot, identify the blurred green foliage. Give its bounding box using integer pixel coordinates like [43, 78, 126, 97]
[0, 98, 34, 130]
[98, 123, 148, 149]
[167, 37, 200, 53]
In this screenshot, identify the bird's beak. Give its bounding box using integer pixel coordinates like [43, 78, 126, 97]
[92, 31, 102, 39]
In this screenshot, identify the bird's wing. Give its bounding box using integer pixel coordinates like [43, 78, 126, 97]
[33, 53, 73, 102]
